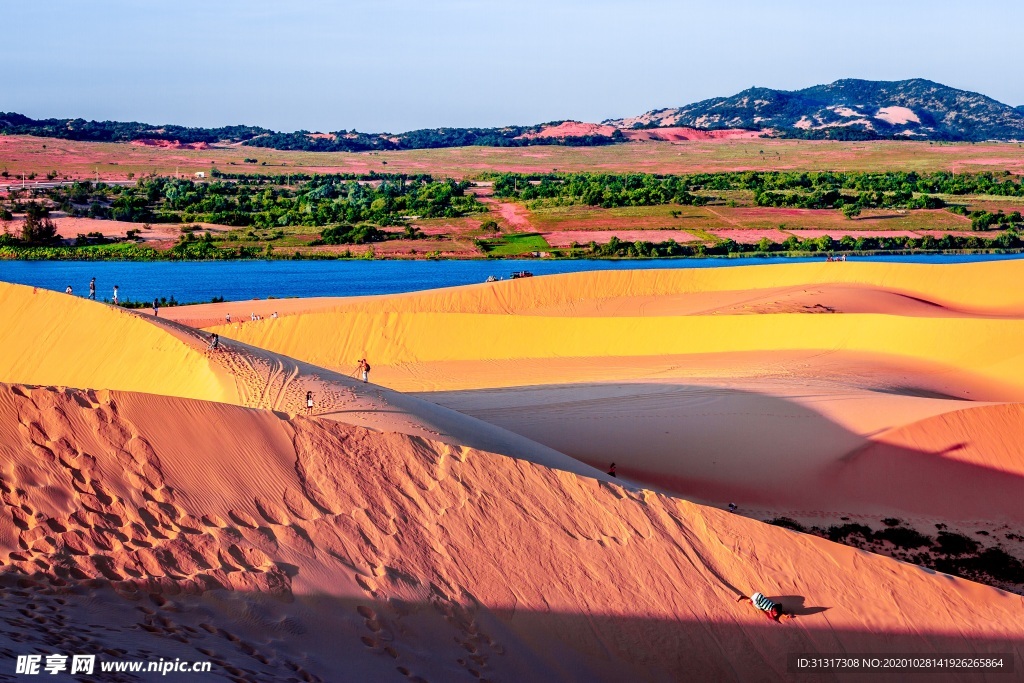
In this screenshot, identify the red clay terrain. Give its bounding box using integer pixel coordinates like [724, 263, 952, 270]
[621, 127, 767, 141]
[129, 139, 211, 150]
[4, 135, 1024, 181]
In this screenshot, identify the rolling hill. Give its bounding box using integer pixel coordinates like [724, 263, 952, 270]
[606, 78, 1024, 142]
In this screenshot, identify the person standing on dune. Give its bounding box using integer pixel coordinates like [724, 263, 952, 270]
[112, 285, 119, 305]
[305, 391, 314, 415]
[357, 358, 370, 383]
[65, 285, 73, 295]
[89, 277, 96, 300]
[607, 463, 617, 477]
[737, 593, 792, 622]
[153, 298, 159, 317]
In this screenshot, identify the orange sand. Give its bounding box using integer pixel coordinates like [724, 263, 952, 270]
[1, 383, 1021, 680]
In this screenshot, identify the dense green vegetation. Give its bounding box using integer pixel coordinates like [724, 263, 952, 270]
[571, 229, 1021, 258]
[0, 240, 268, 261]
[490, 170, 1024, 218]
[26, 174, 482, 228]
[476, 233, 551, 256]
[4, 169, 1024, 260]
[0, 112, 269, 144]
[244, 126, 622, 152]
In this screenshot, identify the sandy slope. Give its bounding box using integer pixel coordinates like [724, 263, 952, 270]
[175, 262, 1024, 535]
[0, 282, 594, 478]
[1, 384, 1021, 682]
[162, 259, 1024, 328]
[186, 261, 1024, 401]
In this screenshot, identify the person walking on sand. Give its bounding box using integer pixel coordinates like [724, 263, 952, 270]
[112, 285, 119, 305]
[89, 277, 96, 300]
[305, 391, 314, 415]
[153, 298, 159, 317]
[225, 312, 231, 323]
[357, 358, 370, 383]
[737, 592, 793, 622]
[208, 333, 219, 350]
[607, 463, 617, 477]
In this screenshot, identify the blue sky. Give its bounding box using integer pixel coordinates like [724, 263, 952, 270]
[4, 0, 1022, 132]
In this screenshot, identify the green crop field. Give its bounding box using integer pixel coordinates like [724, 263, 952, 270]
[477, 233, 551, 256]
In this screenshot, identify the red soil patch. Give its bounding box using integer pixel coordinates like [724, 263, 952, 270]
[622, 127, 766, 142]
[916, 230, 995, 239]
[709, 229, 792, 244]
[46, 217, 230, 244]
[475, 195, 533, 230]
[726, 207, 836, 220]
[543, 230, 698, 246]
[129, 139, 211, 150]
[787, 229, 922, 239]
[518, 122, 617, 140]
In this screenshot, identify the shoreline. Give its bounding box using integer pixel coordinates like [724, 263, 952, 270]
[3, 247, 1024, 262]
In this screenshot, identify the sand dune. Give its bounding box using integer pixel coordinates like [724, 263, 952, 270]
[179, 262, 1024, 532]
[4, 263, 1024, 679]
[0, 282, 593, 477]
[174, 260, 1024, 321]
[1, 383, 1021, 681]
[184, 262, 1024, 403]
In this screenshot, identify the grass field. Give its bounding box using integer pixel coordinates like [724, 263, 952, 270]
[477, 233, 551, 255]
[4, 135, 1024, 182]
[522, 201, 972, 234]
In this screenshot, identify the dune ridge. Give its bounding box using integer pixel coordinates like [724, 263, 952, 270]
[0, 282, 596, 477]
[173, 260, 1024, 324]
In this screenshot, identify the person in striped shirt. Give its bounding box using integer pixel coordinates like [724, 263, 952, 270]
[737, 592, 793, 622]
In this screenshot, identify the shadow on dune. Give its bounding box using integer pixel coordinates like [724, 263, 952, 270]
[417, 381, 1024, 525]
[0, 573, 1014, 683]
[768, 595, 831, 617]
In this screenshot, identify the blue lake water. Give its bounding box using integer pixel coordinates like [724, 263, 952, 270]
[2, 254, 1022, 304]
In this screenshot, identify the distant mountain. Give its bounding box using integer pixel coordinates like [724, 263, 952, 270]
[0, 112, 270, 145]
[605, 79, 1024, 141]
[0, 112, 617, 151]
[5, 79, 1024, 150]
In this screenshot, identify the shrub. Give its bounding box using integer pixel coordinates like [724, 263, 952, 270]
[826, 523, 873, 543]
[767, 517, 806, 533]
[21, 206, 59, 245]
[935, 531, 980, 556]
[974, 548, 1024, 583]
[320, 224, 385, 245]
[875, 526, 932, 549]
